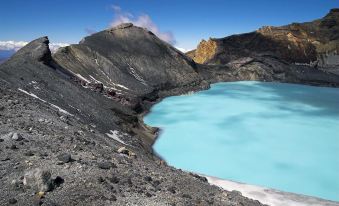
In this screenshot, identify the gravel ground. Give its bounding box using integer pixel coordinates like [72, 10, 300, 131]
[0, 81, 265, 206]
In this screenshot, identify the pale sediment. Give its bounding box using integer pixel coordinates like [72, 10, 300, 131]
[206, 176, 339, 206]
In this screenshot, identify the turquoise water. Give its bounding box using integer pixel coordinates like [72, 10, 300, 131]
[144, 81, 339, 202]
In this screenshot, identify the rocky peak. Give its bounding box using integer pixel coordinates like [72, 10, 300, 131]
[111, 23, 134, 30]
[12, 36, 52, 64]
[187, 38, 218, 64]
[328, 8, 339, 15]
[320, 8, 339, 29]
[53, 23, 204, 100]
[105, 23, 155, 36]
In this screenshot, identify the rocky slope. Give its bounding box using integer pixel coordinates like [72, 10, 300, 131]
[1, 11, 339, 205]
[0, 80, 264, 206]
[188, 9, 339, 68]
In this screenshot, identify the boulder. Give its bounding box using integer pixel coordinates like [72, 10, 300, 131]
[117, 147, 136, 157]
[57, 153, 72, 163]
[117, 147, 129, 155]
[23, 168, 54, 192]
[98, 161, 115, 170]
[8, 198, 17, 204]
[12, 133, 24, 141]
[1, 132, 13, 140]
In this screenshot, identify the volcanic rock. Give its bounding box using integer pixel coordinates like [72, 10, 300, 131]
[23, 169, 54, 192]
[12, 133, 23, 141]
[98, 161, 115, 170]
[56, 153, 72, 163]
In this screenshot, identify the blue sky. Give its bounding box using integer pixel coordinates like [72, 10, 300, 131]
[0, 0, 338, 51]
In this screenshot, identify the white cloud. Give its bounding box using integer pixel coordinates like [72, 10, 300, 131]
[110, 5, 176, 45]
[175, 47, 192, 53]
[0, 41, 27, 51]
[0, 41, 69, 53]
[49, 43, 69, 52]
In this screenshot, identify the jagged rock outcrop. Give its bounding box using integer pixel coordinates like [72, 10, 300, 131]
[190, 39, 218, 64]
[188, 9, 339, 67]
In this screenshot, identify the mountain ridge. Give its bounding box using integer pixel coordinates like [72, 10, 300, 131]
[188, 9, 339, 68]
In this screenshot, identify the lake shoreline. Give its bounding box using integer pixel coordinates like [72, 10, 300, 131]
[205, 175, 339, 206]
[144, 81, 339, 203]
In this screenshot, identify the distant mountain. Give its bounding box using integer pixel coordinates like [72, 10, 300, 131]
[188, 9, 339, 67]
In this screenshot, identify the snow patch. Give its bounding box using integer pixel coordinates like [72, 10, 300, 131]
[68, 104, 81, 112]
[98, 69, 130, 90]
[49, 103, 73, 116]
[33, 85, 40, 90]
[29, 81, 40, 90]
[103, 86, 122, 93]
[106, 130, 129, 146]
[18, 88, 74, 116]
[89, 75, 102, 83]
[114, 83, 129, 90]
[128, 65, 148, 86]
[98, 69, 113, 83]
[94, 58, 99, 66]
[75, 73, 90, 83]
[18, 88, 46, 103]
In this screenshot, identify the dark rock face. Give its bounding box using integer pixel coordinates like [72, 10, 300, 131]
[196, 55, 339, 87]
[188, 9, 339, 68]
[12, 37, 52, 64]
[53, 24, 207, 100]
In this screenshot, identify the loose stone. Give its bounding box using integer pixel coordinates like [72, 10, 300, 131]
[57, 153, 72, 163]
